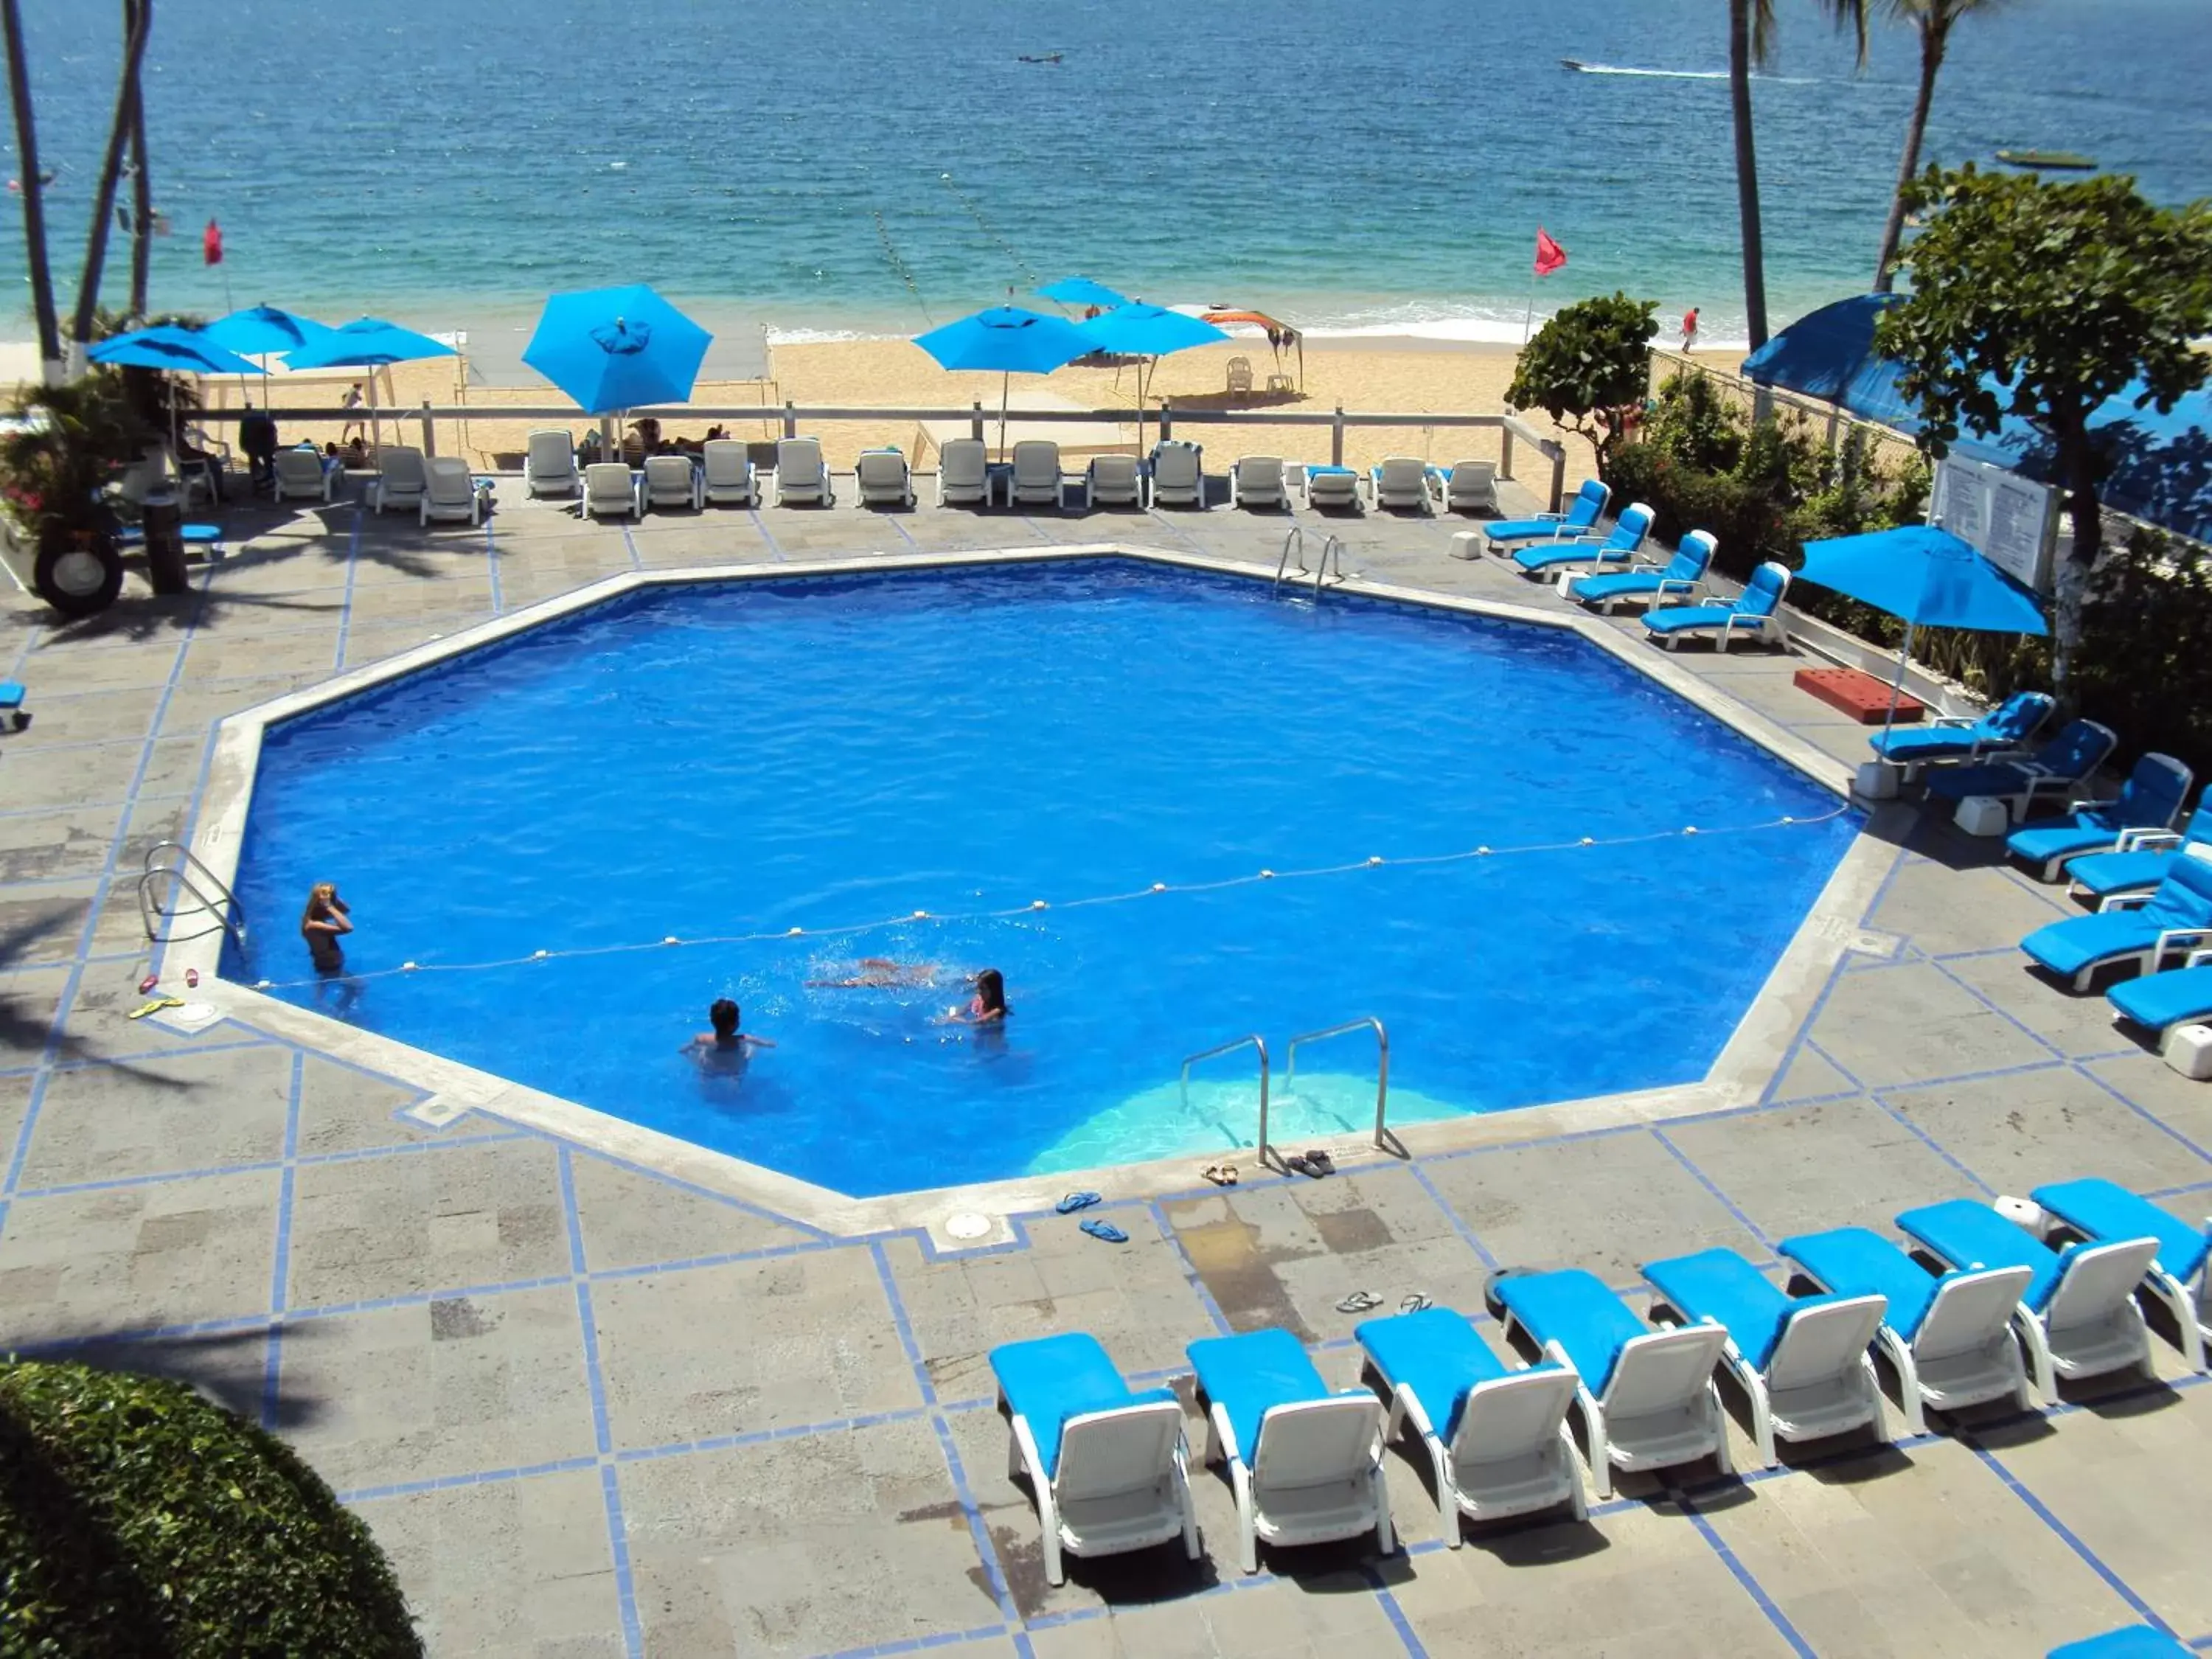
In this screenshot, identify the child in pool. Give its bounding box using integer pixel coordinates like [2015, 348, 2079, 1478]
[301, 883, 352, 973]
[945, 968, 1009, 1026]
[685, 998, 776, 1068]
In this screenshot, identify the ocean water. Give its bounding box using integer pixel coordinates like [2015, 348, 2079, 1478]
[4, 0, 2207, 357]
[220, 562, 1857, 1197]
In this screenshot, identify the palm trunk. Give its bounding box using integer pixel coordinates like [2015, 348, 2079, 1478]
[127, 64, 151, 319]
[0, 0, 60, 373]
[1729, 0, 1769, 349]
[2050, 419, 2102, 704]
[1873, 24, 1946, 293]
[70, 0, 151, 348]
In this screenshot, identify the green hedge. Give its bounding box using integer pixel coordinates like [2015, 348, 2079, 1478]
[0, 1360, 421, 1657]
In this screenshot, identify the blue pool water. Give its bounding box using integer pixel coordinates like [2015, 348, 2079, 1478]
[223, 562, 1858, 1196]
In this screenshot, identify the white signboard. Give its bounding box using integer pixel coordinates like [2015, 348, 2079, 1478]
[1930, 453, 2059, 594]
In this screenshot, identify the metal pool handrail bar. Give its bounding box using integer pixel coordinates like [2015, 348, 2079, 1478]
[1275, 527, 1349, 595]
[1180, 1034, 1273, 1170]
[137, 841, 248, 947]
[1284, 1018, 1402, 1158]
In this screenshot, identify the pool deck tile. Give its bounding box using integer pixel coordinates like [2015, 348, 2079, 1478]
[5, 474, 2212, 1657]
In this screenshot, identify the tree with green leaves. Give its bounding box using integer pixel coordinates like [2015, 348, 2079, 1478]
[1877, 164, 2212, 691]
[1868, 0, 2013, 292]
[1506, 293, 1660, 479]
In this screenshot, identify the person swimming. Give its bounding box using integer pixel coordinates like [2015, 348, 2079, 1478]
[807, 957, 942, 989]
[945, 967, 1009, 1026]
[300, 882, 352, 973]
[685, 997, 775, 1068]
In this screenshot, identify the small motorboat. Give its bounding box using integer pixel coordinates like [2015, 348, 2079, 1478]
[1994, 148, 2096, 170]
[1017, 52, 1064, 64]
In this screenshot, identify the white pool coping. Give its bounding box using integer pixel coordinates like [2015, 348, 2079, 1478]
[169, 543, 1888, 1242]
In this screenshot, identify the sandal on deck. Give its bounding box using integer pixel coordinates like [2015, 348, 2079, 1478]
[1201, 1164, 1239, 1187]
[1079, 1217, 1129, 1244]
[1056, 1192, 1102, 1214]
[1335, 1290, 1384, 1314]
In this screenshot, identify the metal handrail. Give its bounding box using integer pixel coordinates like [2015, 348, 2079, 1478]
[1275, 526, 1309, 591]
[1180, 1034, 1274, 1170]
[1312, 534, 1347, 594]
[1284, 1018, 1402, 1158]
[137, 841, 247, 946]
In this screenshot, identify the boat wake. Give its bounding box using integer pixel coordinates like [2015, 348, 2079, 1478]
[1561, 59, 1822, 85]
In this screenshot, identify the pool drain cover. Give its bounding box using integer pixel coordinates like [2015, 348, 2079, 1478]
[945, 1211, 992, 1240]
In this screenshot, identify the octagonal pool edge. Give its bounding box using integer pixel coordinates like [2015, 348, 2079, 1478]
[160, 543, 1905, 1240]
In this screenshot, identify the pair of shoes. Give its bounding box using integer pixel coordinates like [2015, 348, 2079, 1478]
[1335, 1290, 1433, 1316]
[1284, 1148, 1336, 1179]
[1056, 1191, 1102, 1214]
[1200, 1164, 1239, 1186]
[1079, 1217, 1129, 1244]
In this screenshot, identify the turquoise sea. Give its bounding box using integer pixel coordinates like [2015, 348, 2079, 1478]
[3, 0, 2208, 366]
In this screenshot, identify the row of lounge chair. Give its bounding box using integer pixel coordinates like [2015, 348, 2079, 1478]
[281, 445, 491, 526]
[991, 1177, 2208, 1582]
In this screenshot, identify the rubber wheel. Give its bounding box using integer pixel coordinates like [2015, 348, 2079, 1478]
[34, 534, 124, 617]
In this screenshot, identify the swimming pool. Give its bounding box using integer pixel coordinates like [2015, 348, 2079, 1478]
[222, 559, 1859, 1197]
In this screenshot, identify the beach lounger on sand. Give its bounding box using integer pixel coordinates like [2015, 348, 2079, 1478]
[1229, 456, 1288, 511]
[1483, 478, 1609, 551]
[1926, 718, 2118, 816]
[1147, 440, 1205, 509]
[1513, 503, 1653, 577]
[701, 439, 757, 507]
[1354, 1307, 1584, 1539]
[1493, 1268, 1731, 1498]
[936, 437, 990, 508]
[990, 1332, 1200, 1587]
[1869, 689, 2054, 768]
[773, 437, 835, 507]
[1441, 459, 1498, 515]
[1780, 1226, 2034, 1431]
[1008, 440, 1069, 511]
[2031, 1177, 2211, 1372]
[420, 456, 484, 526]
[1302, 465, 1362, 510]
[1087, 454, 1144, 507]
[1369, 456, 1433, 513]
[581, 462, 638, 521]
[2007, 754, 2194, 881]
[2066, 804, 2212, 905]
[2048, 1627, 2196, 1659]
[856, 448, 915, 508]
[1569, 530, 1713, 615]
[1186, 1327, 1391, 1574]
[643, 453, 700, 512]
[1896, 1198, 2159, 1400]
[366, 445, 428, 514]
[1643, 561, 1792, 652]
[2020, 852, 2212, 991]
[1644, 1248, 1888, 1466]
[272, 448, 335, 504]
[524, 429, 578, 497]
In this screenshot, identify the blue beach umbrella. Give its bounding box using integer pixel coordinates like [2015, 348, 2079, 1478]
[1036, 275, 1130, 311]
[1077, 304, 1230, 454]
[284, 318, 459, 448]
[914, 305, 1091, 457]
[88, 325, 261, 376]
[203, 304, 335, 358]
[522, 284, 712, 416]
[1796, 524, 2049, 739]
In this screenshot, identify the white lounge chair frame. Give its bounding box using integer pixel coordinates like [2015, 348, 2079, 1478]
[1228, 456, 1287, 512]
[937, 438, 991, 507]
[271, 449, 334, 504]
[855, 450, 916, 508]
[1086, 454, 1145, 508]
[1794, 1261, 2034, 1432]
[1007, 441, 1071, 511]
[581, 462, 639, 521]
[1911, 1236, 2161, 1402]
[1302, 468, 1363, 511]
[1148, 442, 1206, 509]
[1371, 456, 1433, 514]
[642, 454, 701, 512]
[1001, 1397, 1200, 1587]
[1444, 459, 1498, 514]
[419, 456, 483, 526]
[1653, 1295, 1888, 1467]
[1202, 1395, 1391, 1575]
[700, 440, 757, 507]
[1651, 560, 1792, 653]
[773, 437, 835, 507]
[366, 445, 428, 514]
[524, 429, 578, 498]
[1377, 1366, 1585, 1540]
[2039, 1202, 2212, 1374]
[1503, 1316, 1733, 1500]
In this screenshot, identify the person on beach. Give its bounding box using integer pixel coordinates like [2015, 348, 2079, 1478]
[1680, 308, 1700, 351]
[239, 402, 279, 493]
[809, 957, 940, 989]
[686, 998, 775, 1068]
[340, 383, 366, 445]
[945, 968, 1009, 1026]
[301, 882, 352, 973]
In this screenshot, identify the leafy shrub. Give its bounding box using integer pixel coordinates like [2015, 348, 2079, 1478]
[0, 1360, 421, 1657]
[1505, 292, 1659, 476]
[2068, 528, 2212, 779]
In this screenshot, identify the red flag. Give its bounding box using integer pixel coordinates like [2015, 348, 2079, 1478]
[1534, 228, 1568, 277]
[202, 219, 223, 266]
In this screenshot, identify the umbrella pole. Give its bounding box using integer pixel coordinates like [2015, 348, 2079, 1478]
[1881, 622, 1916, 745]
[998, 372, 1010, 462]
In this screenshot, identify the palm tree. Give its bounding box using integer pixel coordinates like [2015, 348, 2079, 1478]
[71, 0, 152, 350]
[0, 0, 61, 376]
[1732, 0, 1868, 350]
[1870, 0, 2011, 292]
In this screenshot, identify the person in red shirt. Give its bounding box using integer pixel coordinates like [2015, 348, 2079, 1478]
[1680, 308, 1701, 351]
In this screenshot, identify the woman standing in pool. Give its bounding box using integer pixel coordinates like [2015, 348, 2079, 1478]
[947, 968, 1009, 1025]
[300, 883, 352, 973]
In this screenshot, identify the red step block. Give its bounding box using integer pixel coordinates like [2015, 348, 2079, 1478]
[1794, 667, 1925, 726]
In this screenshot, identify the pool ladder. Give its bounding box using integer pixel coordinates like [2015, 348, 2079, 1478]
[1179, 1016, 1398, 1174]
[1274, 526, 1349, 596]
[136, 841, 248, 947]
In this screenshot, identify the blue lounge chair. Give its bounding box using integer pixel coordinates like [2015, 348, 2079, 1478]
[1643, 1248, 1888, 1467]
[2065, 805, 2212, 904]
[2031, 1176, 2211, 1372]
[1512, 502, 1652, 577]
[1926, 717, 2118, 817]
[1642, 560, 1792, 653]
[1492, 1267, 1731, 1498]
[2108, 950, 2212, 1043]
[2048, 1627, 2195, 1659]
[2020, 851, 2212, 990]
[1481, 477, 1610, 552]
[1895, 1199, 2159, 1402]
[0, 680, 26, 731]
[1354, 1307, 1585, 1540]
[1185, 1327, 1391, 1574]
[989, 1332, 1199, 1585]
[1568, 530, 1714, 615]
[2006, 753, 2194, 881]
[1868, 689, 2054, 768]
[1779, 1226, 2033, 1431]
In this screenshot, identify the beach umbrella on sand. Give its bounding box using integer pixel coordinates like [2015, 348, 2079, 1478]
[913, 305, 1090, 459]
[285, 318, 458, 451]
[90, 326, 267, 458]
[1795, 524, 2048, 745]
[523, 284, 712, 418]
[204, 304, 335, 358]
[1203, 308, 1304, 391]
[1077, 305, 1229, 456]
[1036, 276, 1130, 312]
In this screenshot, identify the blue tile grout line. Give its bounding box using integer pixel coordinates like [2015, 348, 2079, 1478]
[744, 503, 787, 560]
[330, 503, 364, 669]
[619, 520, 642, 571]
[1145, 1198, 1234, 1335]
[9, 1127, 531, 1200]
[1651, 1126, 1777, 1248]
[1677, 1495, 1818, 1659]
[1963, 1435, 2177, 1638]
[1860, 1082, 2000, 1197]
[554, 1142, 641, 1657]
[483, 515, 501, 613]
[1404, 1159, 1503, 1271]
[597, 1462, 645, 1659]
[260, 1048, 305, 1430]
[1363, 1564, 1432, 1658]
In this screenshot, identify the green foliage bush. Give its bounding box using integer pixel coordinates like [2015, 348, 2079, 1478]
[0, 1360, 421, 1658]
[2069, 529, 2212, 782]
[1504, 292, 1659, 476]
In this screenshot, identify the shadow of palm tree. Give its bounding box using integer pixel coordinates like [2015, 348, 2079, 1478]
[0, 910, 204, 1085]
